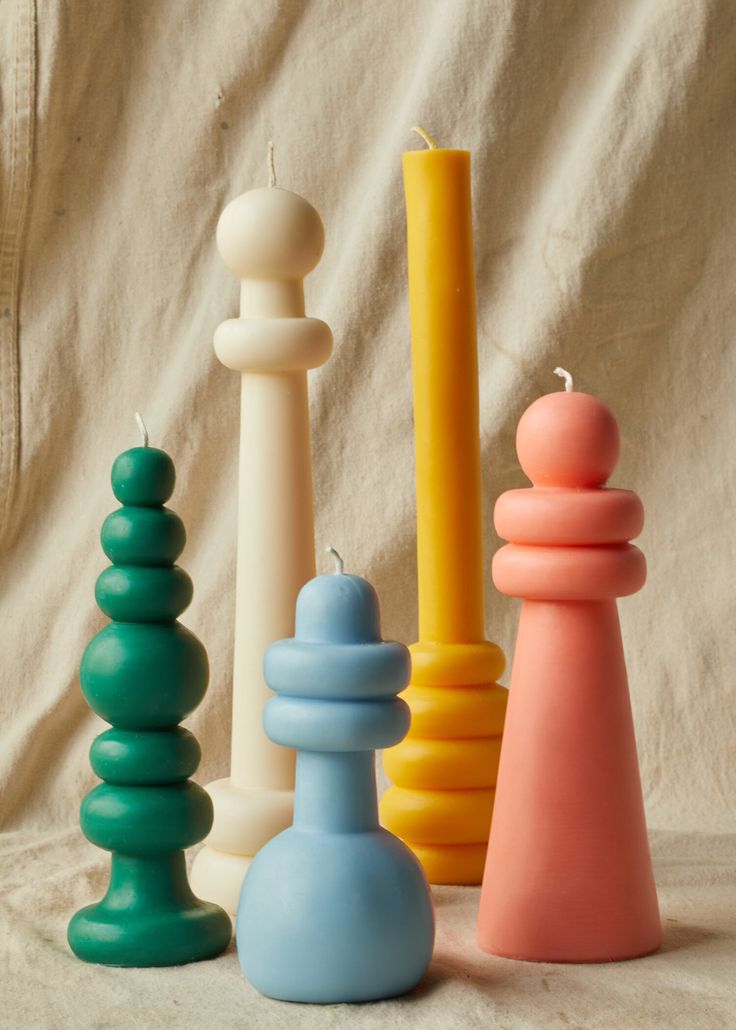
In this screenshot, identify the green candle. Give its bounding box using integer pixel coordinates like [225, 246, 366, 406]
[68, 418, 231, 966]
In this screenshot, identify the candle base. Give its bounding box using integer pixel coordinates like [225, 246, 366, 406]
[190, 779, 294, 915]
[477, 600, 660, 962]
[236, 571, 434, 1003]
[379, 641, 506, 886]
[408, 841, 489, 886]
[189, 845, 252, 916]
[68, 853, 231, 967]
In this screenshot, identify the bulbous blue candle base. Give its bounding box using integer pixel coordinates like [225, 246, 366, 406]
[236, 569, 435, 1002]
[237, 827, 434, 1003]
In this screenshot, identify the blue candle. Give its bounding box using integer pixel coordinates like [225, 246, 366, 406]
[236, 549, 435, 1003]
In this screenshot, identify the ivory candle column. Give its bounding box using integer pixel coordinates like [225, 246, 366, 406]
[191, 164, 333, 915]
[379, 131, 506, 885]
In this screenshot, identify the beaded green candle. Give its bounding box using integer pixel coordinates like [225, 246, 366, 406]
[68, 420, 231, 966]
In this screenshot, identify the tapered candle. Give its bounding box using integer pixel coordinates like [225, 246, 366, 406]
[477, 370, 660, 962]
[380, 129, 506, 886]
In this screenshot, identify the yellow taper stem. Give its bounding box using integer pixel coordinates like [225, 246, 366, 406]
[379, 144, 507, 885]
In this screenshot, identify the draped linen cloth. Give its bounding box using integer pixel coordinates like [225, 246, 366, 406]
[0, 2, 734, 1026]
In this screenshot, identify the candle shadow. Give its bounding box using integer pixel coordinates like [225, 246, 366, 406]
[418, 951, 501, 996]
[408, 962, 473, 999]
[658, 920, 729, 955]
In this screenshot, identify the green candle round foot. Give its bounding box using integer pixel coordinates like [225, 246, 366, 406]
[69, 442, 231, 966]
[68, 854, 231, 967]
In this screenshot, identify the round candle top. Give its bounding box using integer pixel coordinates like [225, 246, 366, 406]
[111, 446, 175, 507]
[264, 551, 411, 703]
[516, 387, 620, 488]
[263, 551, 411, 751]
[294, 572, 382, 646]
[82, 424, 207, 729]
[105, 440, 185, 570]
[216, 186, 324, 282]
[493, 372, 645, 602]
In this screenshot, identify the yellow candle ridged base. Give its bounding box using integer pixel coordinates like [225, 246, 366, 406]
[380, 641, 507, 885]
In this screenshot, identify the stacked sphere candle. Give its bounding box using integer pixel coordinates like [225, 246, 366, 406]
[68, 422, 231, 967]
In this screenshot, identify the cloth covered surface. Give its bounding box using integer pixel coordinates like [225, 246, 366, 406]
[0, 0, 734, 1026]
[0, 830, 734, 1029]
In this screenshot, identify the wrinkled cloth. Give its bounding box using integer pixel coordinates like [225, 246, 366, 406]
[1, 830, 735, 1029]
[1, 0, 734, 1026]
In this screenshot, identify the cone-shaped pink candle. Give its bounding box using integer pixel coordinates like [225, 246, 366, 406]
[477, 371, 661, 963]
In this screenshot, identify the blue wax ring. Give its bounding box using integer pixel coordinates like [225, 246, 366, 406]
[264, 696, 410, 752]
[264, 639, 410, 700]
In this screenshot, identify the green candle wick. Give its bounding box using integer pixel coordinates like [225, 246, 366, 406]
[135, 412, 150, 447]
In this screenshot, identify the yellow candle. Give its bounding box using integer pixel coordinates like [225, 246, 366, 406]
[380, 131, 507, 885]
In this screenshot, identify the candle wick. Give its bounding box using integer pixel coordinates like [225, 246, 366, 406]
[325, 545, 344, 575]
[134, 412, 150, 447]
[267, 141, 276, 188]
[553, 367, 574, 392]
[411, 125, 438, 150]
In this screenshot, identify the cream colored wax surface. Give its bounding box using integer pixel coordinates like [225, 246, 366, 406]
[191, 183, 332, 915]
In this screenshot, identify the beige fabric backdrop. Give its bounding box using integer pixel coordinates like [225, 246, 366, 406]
[1, 1, 735, 1027]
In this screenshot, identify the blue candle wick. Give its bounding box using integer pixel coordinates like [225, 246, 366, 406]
[325, 545, 344, 575]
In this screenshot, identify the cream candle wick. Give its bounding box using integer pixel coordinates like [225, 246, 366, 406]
[135, 412, 149, 447]
[325, 546, 345, 575]
[411, 126, 439, 150]
[553, 367, 574, 392]
[267, 141, 276, 188]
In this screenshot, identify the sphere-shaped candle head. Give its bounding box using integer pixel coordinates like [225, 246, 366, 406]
[111, 447, 175, 507]
[295, 573, 382, 645]
[216, 186, 325, 282]
[516, 391, 620, 488]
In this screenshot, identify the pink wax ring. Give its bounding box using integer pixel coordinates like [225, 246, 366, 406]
[517, 391, 620, 487]
[494, 488, 644, 545]
[492, 542, 647, 601]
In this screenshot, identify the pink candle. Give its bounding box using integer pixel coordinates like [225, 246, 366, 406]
[477, 369, 661, 963]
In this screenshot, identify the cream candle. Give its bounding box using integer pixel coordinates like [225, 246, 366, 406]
[191, 150, 333, 915]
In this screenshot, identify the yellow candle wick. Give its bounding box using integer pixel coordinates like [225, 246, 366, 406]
[411, 125, 439, 150]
